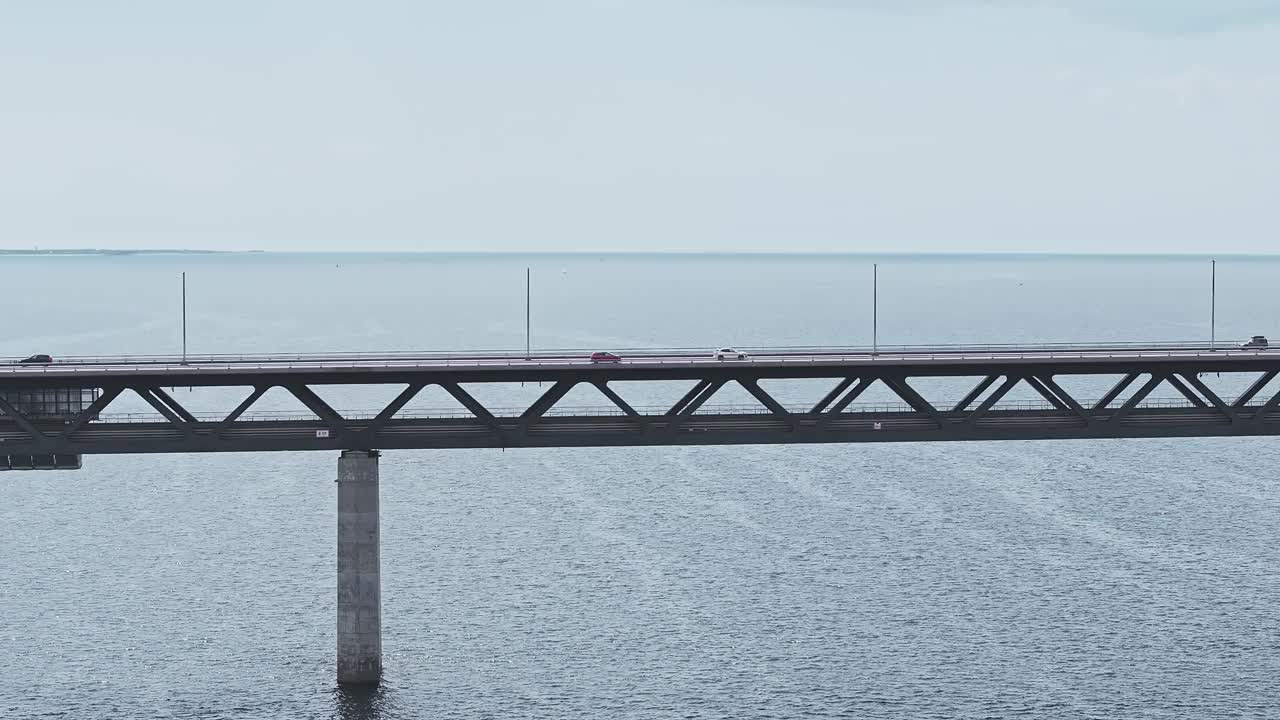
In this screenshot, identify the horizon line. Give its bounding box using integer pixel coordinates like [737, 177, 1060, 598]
[3, 248, 1279, 259]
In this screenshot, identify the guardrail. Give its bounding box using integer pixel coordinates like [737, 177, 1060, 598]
[0, 349, 1273, 376]
[0, 339, 1264, 367]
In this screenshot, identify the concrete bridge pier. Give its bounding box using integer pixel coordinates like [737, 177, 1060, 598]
[337, 449, 382, 685]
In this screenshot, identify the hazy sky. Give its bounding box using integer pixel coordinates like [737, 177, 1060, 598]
[2, 1, 1278, 253]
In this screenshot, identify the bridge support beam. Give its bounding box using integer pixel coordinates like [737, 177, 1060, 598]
[337, 449, 382, 685]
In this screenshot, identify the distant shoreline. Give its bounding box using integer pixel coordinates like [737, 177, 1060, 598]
[0, 249, 1275, 260]
[0, 249, 262, 256]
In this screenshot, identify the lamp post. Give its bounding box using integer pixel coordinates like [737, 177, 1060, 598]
[1210, 259, 1216, 351]
[525, 267, 531, 359]
[872, 263, 878, 356]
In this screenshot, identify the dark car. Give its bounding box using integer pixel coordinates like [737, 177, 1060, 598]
[1241, 335, 1269, 350]
[18, 354, 53, 364]
[590, 351, 621, 363]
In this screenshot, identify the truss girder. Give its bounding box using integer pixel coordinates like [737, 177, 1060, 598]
[0, 357, 1278, 455]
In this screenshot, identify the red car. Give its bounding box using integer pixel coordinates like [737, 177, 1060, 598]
[590, 351, 621, 363]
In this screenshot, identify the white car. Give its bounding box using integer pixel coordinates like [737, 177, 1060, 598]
[1241, 335, 1269, 350]
[713, 347, 748, 361]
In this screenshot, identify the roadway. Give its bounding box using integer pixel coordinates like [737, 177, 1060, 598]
[0, 342, 1274, 380]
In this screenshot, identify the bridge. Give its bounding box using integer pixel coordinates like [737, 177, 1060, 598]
[4, 341, 1278, 683]
[2, 342, 1278, 455]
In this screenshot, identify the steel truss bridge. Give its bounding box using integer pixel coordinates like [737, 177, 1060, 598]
[6, 340, 1279, 684]
[1, 343, 1278, 457]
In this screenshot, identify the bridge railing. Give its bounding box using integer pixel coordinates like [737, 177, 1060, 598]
[2, 346, 1272, 376]
[0, 339, 1252, 368]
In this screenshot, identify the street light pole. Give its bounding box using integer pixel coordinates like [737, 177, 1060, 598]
[872, 263, 878, 356]
[1211, 259, 1216, 351]
[525, 267, 531, 359]
[182, 271, 188, 364]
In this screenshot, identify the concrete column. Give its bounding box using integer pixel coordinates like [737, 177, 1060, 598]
[337, 449, 382, 684]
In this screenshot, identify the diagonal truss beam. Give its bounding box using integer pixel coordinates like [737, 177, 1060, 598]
[1032, 375, 1093, 425]
[592, 381, 647, 430]
[215, 386, 268, 434]
[61, 386, 123, 438]
[351, 382, 428, 444]
[1179, 373, 1235, 422]
[666, 379, 725, 432]
[440, 382, 505, 438]
[151, 387, 199, 424]
[0, 393, 46, 444]
[136, 388, 195, 437]
[1024, 376, 1068, 411]
[518, 381, 577, 431]
[286, 385, 347, 425]
[817, 378, 872, 428]
[882, 376, 942, 426]
[737, 379, 795, 428]
[824, 379, 870, 414]
[810, 377, 856, 415]
[369, 383, 425, 428]
[1252, 388, 1280, 426]
[1164, 374, 1209, 409]
[966, 375, 1019, 425]
[1093, 373, 1140, 412]
[1106, 374, 1164, 423]
[285, 384, 359, 444]
[1234, 371, 1277, 409]
[952, 375, 999, 413]
[666, 380, 714, 416]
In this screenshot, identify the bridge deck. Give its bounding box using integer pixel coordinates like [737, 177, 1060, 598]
[0, 343, 1274, 384]
[1, 342, 1277, 455]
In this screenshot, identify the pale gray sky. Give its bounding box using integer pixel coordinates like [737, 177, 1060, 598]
[2, 1, 1278, 253]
